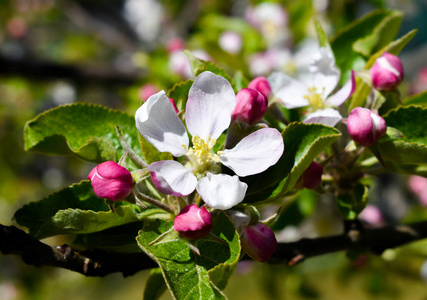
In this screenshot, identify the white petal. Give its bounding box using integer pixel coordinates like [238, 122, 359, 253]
[135, 91, 188, 157]
[148, 160, 197, 196]
[220, 128, 284, 177]
[197, 173, 247, 210]
[325, 70, 356, 107]
[268, 72, 309, 108]
[186, 71, 236, 140]
[309, 47, 340, 98]
[303, 108, 342, 127]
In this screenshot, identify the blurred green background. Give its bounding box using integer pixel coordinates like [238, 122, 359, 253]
[1, 0, 427, 299]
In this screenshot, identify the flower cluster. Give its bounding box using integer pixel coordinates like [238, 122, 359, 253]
[86, 47, 404, 265]
[135, 71, 284, 210]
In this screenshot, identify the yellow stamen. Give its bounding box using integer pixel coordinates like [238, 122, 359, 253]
[304, 86, 325, 110]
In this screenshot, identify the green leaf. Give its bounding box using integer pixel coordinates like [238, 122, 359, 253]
[404, 90, 427, 106]
[314, 19, 329, 48]
[336, 183, 369, 220]
[72, 222, 144, 252]
[383, 105, 427, 145]
[167, 79, 194, 112]
[136, 212, 240, 300]
[14, 181, 168, 239]
[364, 29, 417, 69]
[376, 105, 427, 176]
[185, 50, 233, 86]
[24, 103, 142, 164]
[233, 71, 249, 92]
[144, 268, 167, 300]
[331, 10, 403, 83]
[242, 122, 341, 204]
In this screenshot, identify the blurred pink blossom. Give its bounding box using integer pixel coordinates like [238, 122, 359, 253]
[408, 176, 427, 206]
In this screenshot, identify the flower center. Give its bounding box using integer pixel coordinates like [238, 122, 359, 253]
[185, 135, 223, 178]
[304, 86, 325, 110]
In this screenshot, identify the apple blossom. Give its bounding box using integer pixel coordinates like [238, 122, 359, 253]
[245, 2, 290, 47]
[174, 204, 212, 240]
[135, 71, 284, 210]
[347, 107, 386, 147]
[88, 161, 133, 201]
[268, 47, 356, 126]
[218, 31, 242, 55]
[232, 88, 268, 125]
[371, 52, 404, 91]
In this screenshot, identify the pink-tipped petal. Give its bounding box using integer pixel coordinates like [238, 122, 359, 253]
[135, 91, 188, 157]
[186, 71, 236, 140]
[326, 70, 356, 107]
[197, 173, 248, 210]
[220, 128, 284, 177]
[148, 160, 197, 197]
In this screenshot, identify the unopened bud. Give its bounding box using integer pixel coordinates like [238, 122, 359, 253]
[371, 52, 404, 91]
[241, 223, 277, 262]
[347, 107, 387, 147]
[295, 161, 323, 190]
[174, 204, 212, 240]
[88, 161, 133, 201]
[248, 76, 272, 98]
[232, 88, 268, 125]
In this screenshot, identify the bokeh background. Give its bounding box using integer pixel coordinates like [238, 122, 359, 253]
[1, 0, 427, 299]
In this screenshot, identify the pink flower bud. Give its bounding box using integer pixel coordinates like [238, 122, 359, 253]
[347, 107, 387, 147]
[232, 88, 268, 125]
[174, 204, 212, 240]
[248, 76, 272, 98]
[88, 161, 133, 201]
[295, 161, 323, 190]
[241, 223, 277, 262]
[371, 52, 404, 91]
[168, 97, 179, 114]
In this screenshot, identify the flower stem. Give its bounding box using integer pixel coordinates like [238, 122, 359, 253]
[135, 192, 175, 214]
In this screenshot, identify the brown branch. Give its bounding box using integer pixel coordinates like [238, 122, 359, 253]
[270, 221, 427, 265]
[0, 224, 156, 277]
[2, 221, 427, 277]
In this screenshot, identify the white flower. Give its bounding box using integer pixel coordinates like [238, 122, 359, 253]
[135, 71, 284, 210]
[268, 47, 356, 127]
